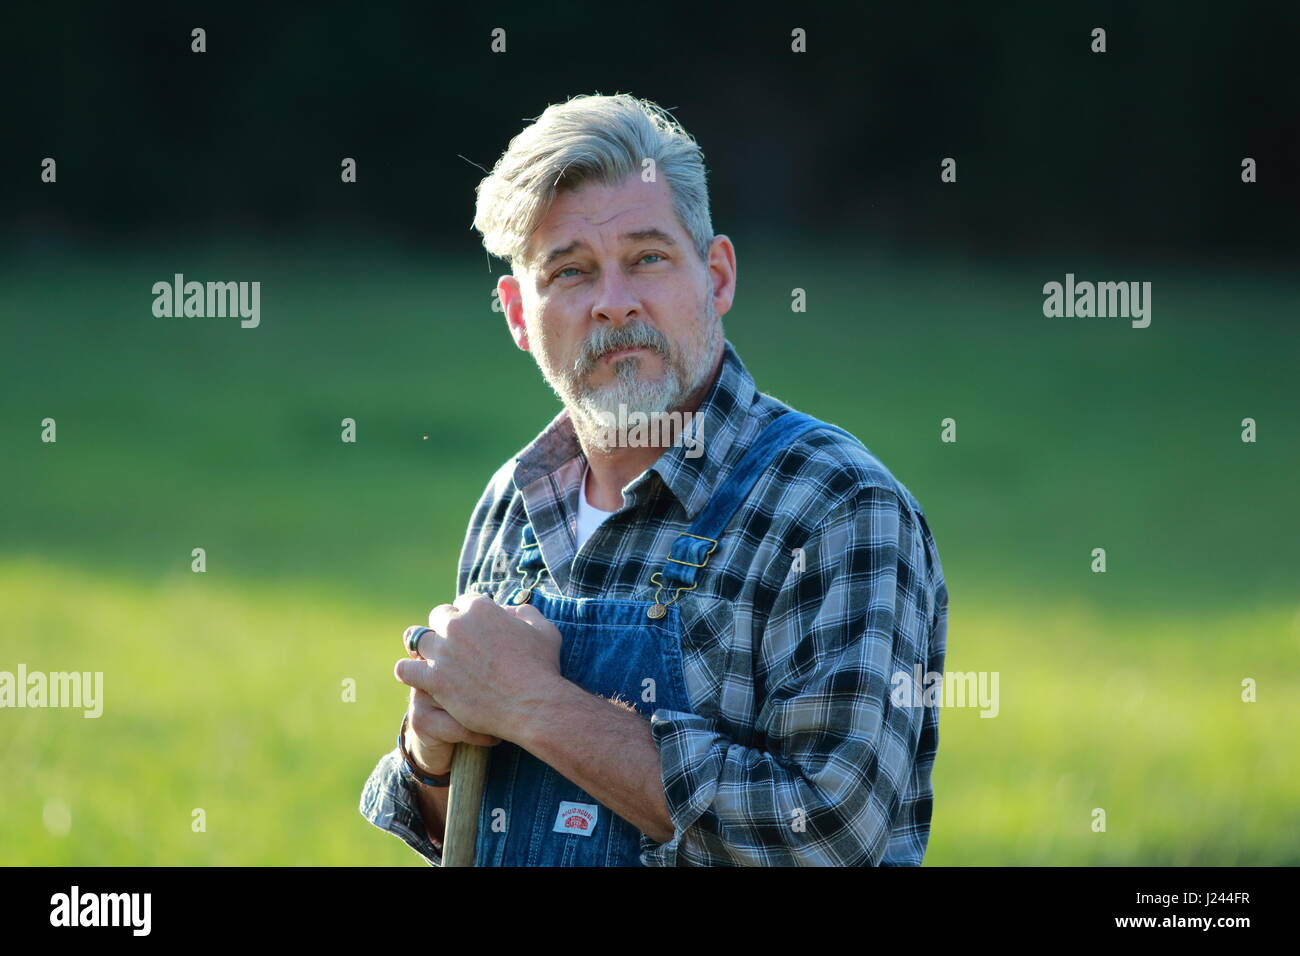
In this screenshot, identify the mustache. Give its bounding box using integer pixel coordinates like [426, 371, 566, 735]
[572, 322, 668, 375]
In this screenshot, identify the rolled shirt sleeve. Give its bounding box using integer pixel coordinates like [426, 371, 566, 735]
[639, 485, 940, 866]
[359, 748, 444, 866]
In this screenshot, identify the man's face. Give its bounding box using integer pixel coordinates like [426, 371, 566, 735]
[502, 172, 729, 450]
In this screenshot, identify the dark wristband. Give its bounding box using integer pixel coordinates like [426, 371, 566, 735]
[398, 711, 452, 788]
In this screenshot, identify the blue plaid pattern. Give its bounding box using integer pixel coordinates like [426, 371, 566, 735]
[360, 338, 948, 865]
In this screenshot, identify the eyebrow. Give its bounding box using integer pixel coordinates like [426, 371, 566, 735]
[537, 228, 679, 272]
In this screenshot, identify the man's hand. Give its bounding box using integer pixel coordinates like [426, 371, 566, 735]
[403, 685, 501, 778]
[395, 593, 565, 742]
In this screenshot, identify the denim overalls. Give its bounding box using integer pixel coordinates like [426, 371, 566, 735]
[472, 410, 865, 866]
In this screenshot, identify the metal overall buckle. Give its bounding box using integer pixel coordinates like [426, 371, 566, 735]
[513, 538, 547, 605]
[647, 532, 717, 619]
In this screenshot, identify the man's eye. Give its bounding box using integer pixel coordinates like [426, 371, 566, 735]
[553, 255, 662, 281]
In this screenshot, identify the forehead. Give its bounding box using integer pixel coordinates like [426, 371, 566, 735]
[523, 173, 683, 269]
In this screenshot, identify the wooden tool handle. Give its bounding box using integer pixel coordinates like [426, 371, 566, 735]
[441, 743, 489, 866]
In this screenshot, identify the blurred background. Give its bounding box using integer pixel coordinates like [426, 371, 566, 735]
[2, 0, 1297, 864]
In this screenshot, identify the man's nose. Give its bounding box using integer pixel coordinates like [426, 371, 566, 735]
[590, 266, 640, 324]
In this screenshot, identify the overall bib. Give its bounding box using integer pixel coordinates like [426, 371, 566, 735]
[473, 411, 865, 866]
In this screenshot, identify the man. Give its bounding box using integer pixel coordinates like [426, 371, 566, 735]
[359, 92, 948, 866]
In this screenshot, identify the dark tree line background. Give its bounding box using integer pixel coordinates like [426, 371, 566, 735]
[4, 0, 1296, 265]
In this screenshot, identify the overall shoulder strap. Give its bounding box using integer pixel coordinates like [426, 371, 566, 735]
[654, 411, 864, 592]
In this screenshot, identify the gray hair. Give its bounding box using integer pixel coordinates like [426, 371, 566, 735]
[472, 93, 713, 271]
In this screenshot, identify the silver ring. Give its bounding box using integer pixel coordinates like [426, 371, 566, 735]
[405, 625, 434, 659]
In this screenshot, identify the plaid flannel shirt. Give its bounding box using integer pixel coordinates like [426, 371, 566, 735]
[359, 338, 948, 865]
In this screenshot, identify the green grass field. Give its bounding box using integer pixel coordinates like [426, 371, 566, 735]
[3, 240, 1297, 864]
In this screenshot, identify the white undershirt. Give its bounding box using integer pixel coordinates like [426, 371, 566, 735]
[575, 463, 617, 550]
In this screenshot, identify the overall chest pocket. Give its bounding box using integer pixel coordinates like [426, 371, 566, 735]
[556, 617, 691, 718]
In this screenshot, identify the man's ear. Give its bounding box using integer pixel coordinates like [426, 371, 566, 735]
[705, 234, 737, 320]
[499, 274, 529, 350]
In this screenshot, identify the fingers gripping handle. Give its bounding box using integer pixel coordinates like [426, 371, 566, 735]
[441, 743, 489, 866]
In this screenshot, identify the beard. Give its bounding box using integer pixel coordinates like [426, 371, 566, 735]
[533, 296, 723, 453]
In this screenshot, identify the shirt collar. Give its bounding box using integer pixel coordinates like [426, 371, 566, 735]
[510, 339, 758, 521]
[648, 339, 755, 520]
